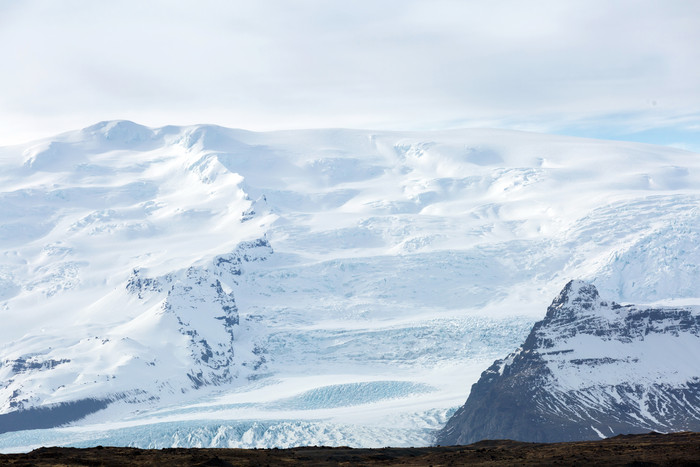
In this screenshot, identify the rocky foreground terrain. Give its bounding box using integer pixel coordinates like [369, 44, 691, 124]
[0, 432, 698, 466]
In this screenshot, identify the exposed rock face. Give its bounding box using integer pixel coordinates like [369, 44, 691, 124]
[437, 280, 700, 445]
[0, 238, 273, 430]
[125, 237, 273, 389]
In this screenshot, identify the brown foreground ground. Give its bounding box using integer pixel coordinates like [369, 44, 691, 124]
[1, 431, 699, 466]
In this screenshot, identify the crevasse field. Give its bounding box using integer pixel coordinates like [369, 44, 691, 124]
[0, 121, 699, 452]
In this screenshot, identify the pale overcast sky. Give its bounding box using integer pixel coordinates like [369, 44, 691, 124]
[1, 0, 699, 149]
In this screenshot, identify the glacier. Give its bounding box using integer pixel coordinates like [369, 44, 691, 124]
[1, 121, 700, 450]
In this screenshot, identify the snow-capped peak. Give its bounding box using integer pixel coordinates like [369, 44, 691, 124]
[545, 280, 602, 319]
[439, 281, 700, 445]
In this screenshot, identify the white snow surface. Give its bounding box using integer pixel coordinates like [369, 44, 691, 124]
[1, 121, 700, 450]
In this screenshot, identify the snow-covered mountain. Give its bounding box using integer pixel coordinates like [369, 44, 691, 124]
[437, 280, 700, 444]
[0, 121, 699, 451]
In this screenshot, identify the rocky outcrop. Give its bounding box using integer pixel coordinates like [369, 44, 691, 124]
[437, 280, 700, 445]
[0, 239, 273, 433]
[126, 238, 273, 388]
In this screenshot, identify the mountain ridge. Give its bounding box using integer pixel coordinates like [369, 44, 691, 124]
[1, 121, 699, 450]
[437, 280, 700, 445]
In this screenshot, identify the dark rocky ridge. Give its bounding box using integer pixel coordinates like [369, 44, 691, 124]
[437, 280, 700, 445]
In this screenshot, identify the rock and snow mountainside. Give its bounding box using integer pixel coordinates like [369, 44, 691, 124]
[1, 121, 700, 450]
[437, 280, 700, 445]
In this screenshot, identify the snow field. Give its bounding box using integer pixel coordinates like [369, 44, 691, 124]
[1, 121, 700, 449]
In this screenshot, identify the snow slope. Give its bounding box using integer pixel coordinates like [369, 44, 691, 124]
[1, 121, 699, 450]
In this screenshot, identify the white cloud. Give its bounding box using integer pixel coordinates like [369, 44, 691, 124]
[0, 0, 699, 144]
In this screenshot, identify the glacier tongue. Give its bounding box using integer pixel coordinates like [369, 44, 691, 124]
[1, 122, 700, 449]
